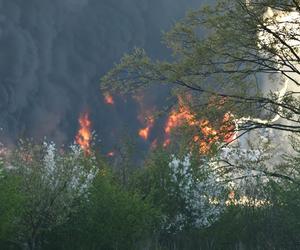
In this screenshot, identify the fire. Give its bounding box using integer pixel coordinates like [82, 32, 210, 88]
[163, 104, 195, 147]
[220, 112, 236, 143]
[139, 116, 155, 140]
[104, 93, 114, 105]
[107, 151, 115, 157]
[134, 92, 235, 153]
[139, 127, 150, 140]
[76, 112, 92, 155]
[135, 92, 156, 141]
[163, 99, 236, 154]
[198, 120, 218, 154]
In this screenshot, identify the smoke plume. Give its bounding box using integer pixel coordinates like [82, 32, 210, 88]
[0, 0, 201, 149]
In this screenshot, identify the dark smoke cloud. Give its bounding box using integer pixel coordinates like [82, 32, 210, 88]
[0, 0, 202, 148]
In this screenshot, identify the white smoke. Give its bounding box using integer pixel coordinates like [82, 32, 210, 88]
[229, 6, 300, 164]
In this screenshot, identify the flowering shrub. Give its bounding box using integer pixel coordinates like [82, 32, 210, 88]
[163, 154, 226, 232]
[42, 142, 98, 197]
[5, 141, 99, 248]
[219, 131, 273, 195]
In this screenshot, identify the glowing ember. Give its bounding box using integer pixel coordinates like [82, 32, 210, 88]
[76, 112, 92, 155]
[139, 116, 155, 140]
[107, 151, 115, 157]
[104, 93, 114, 105]
[163, 138, 171, 148]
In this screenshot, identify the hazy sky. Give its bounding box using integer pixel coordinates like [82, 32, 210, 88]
[0, 0, 203, 148]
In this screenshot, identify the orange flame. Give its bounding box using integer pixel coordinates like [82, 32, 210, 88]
[139, 127, 151, 140]
[139, 116, 155, 140]
[76, 112, 92, 155]
[163, 101, 195, 147]
[104, 93, 114, 105]
[163, 98, 236, 154]
[220, 112, 236, 143]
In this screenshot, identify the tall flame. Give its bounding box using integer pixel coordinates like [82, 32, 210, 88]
[76, 112, 92, 155]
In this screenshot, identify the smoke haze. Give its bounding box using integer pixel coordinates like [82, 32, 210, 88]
[0, 0, 202, 148]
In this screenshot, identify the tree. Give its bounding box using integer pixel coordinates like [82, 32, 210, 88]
[0, 159, 24, 249]
[130, 149, 229, 248]
[42, 167, 160, 250]
[4, 141, 98, 250]
[101, 0, 300, 135]
[101, 0, 300, 188]
[111, 129, 138, 187]
[200, 179, 300, 249]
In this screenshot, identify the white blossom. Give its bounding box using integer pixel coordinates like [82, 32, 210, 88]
[163, 154, 226, 232]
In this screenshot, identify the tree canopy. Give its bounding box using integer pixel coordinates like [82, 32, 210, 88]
[101, 0, 300, 134]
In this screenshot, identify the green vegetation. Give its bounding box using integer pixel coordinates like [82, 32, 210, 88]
[2, 0, 300, 249]
[0, 141, 300, 249]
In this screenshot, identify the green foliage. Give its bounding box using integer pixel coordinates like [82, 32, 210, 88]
[100, 0, 262, 116]
[130, 150, 226, 243]
[1, 141, 300, 249]
[111, 130, 139, 187]
[101, 0, 300, 133]
[2, 1, 300, 248]
[0, 143, 161, 250]
[204, 181, 300, 249]
[43, 168, 160, 250]
[0, 168, 24, 249]
[130, 149, 172, 213]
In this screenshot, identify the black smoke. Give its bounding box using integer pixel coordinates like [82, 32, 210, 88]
[0, 0, 202, 150]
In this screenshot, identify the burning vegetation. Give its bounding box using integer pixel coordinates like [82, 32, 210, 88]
[103, 90, 237, 155]
[76, 112, 92, 155]
[76, 93, 235, 157]
[104, 93, 115, 105]
[162, 99, 236, 154]
[138, 116, 155, 141]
